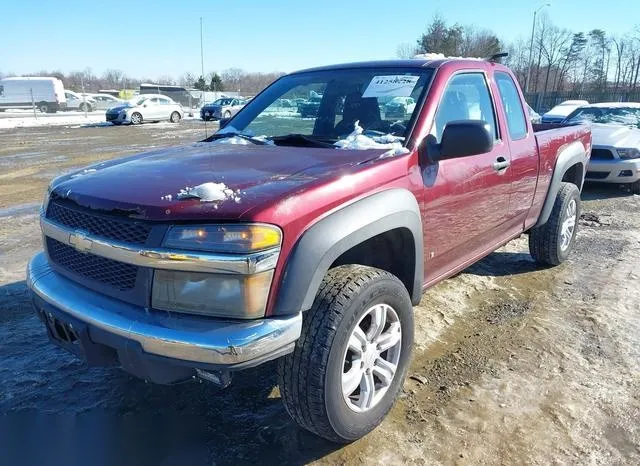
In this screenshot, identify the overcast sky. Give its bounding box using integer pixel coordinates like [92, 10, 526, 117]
[2, 0, 638, 78]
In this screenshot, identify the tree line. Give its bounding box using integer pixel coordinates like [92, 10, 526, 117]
[398, 15, 640, 97]
[0, 68, 285, 97]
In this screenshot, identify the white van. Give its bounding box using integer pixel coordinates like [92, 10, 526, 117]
[0, 77, 67, 113]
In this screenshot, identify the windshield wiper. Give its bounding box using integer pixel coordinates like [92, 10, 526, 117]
[269, 134, 336, 148]
[201, 132, 269, 145]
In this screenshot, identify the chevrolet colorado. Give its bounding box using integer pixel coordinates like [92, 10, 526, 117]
[27, 58, 591, 443]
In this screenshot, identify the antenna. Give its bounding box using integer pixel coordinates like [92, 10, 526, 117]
[487, 52, 509, 63]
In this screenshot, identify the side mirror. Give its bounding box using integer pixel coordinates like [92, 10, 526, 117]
[219, 117, 230, 129]
[439, 120, 493, 160]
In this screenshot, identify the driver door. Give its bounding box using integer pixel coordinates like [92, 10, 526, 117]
[422, 72, 513, 284]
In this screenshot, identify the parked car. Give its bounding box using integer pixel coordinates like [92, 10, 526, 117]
[64, 90, 96, 112]
[105, 94, 183, 125]
[0, 76, 66, 113]
[84, 93, 124, 110]
[298, 94, 322, 118]
[384, 96, 417, 119]
[200, 98, 247, 121]
[564, 102, 640, 193]
[28, 58, 591, 444]
[542, 100, 589, 123]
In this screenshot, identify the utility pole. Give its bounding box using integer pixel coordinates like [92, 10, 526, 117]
[525, 3, 551, 94]
[201, 16, 208, 137]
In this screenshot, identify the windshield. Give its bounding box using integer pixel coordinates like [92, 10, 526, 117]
[219, 67, 434, 143]
[566, 106, 640, 127]
[129, 96, 147, 106]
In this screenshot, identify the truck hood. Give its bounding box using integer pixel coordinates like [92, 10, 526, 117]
[50, 142, 388, 221]
[590, 123, 640, 148]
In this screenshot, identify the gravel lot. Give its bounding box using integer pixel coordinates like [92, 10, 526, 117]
[1, 120, 639, 465]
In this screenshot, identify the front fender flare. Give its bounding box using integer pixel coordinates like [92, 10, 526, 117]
[273, 188, 424, 315]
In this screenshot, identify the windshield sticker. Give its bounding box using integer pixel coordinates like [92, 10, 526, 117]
[362, 75, 420, 98]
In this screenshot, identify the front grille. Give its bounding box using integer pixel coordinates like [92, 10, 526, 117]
[47, 237, 138, 291]
[591, 149, 614, 160]
[106, 113, 118, 121]
[47, 201, 151, 245]
[586, 171, 610, 180]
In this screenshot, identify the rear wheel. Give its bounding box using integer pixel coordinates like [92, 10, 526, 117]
[37, 102, 49, 113]
[631, 180, 640, 195]
[529, 182, 580, 266]
[224, 110, 232, 119]
[170, 111, 181, 123]
[130, 112, 143, 125]
[278, 265, 414, 443]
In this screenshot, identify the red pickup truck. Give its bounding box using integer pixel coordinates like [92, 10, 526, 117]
[28, 57, 591, 442]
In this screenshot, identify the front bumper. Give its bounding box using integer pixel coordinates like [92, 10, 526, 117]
[27, 252, 301, 383]
[586, 159, 640, 183]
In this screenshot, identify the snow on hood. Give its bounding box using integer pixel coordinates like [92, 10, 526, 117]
[168, 182, 242, 203]
[590, 123, 640, 149]
[334, 121, 409, 157]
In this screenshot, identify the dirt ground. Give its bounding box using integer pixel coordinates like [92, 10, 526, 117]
[1, 121, 639, 465]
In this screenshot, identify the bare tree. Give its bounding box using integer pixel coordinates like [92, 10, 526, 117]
[396, 42, 417, 59]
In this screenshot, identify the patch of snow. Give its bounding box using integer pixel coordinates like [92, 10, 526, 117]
[334, 121, 410, 157]
[173, 182, 241, 203]
[413, 53, 484, 61]
[0, 114, 106, 130]
[70, 168, 97, 178]
[213, 136, 252, 145]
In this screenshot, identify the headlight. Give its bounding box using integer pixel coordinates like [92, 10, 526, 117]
[617, 148, 640, 159]
[152, 269, 274, 318]
[163, 224, 281, 253]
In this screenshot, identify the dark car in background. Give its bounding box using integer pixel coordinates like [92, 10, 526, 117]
[297, 94, 322, 118]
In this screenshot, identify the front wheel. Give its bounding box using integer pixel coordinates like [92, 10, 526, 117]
[529, 182, 581, 266]
[278, 265, 414, 443]
[130, 112, 143, 125]
[170, 111, 181, 123]
[630, 180, 640, 195]
[78, 102, 91, 112]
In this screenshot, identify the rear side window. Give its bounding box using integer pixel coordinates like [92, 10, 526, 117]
[495, 72, 527, 140]
[433, 73, 498, 143]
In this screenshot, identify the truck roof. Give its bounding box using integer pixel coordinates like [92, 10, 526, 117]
[292, 57, 492, 75]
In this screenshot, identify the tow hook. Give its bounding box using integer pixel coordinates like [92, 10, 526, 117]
[195, 368, 232, 388]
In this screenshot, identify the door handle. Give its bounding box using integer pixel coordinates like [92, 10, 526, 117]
[493, 156, 510, 172]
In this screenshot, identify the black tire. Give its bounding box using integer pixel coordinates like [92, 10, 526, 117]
[631, 180, 640, 195]
[529, 182, 581, 266]
[37, 102, 48, 113]
[130, 112, 143, 125]
[170, 111, 181, 123]
[224, 110, 232, 119]
[79, 102, 90, 112]
[278, 265, 414, 443]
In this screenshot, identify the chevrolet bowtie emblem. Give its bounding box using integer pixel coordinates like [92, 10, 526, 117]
[69, 231, 93, 253]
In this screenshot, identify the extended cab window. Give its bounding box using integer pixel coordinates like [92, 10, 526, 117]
[495, 72, 527, 140]
[433, 73, 497, 143]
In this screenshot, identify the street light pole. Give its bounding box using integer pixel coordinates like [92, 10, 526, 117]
[525, 3, 550, 93]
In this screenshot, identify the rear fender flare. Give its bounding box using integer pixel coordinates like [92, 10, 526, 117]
[273, 189, 424, 315]
[535, 140, 587, 227]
